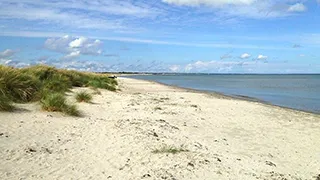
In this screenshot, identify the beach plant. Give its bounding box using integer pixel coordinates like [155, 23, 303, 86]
[41, 93, 80, 116]
[75, 91, 92, 103]
[0, 95, 14, 111]
[87, 78, 116, 91]
[0, 66, 40, 102]
[152, 145, 189, 154]
[0, 64, 117, 115]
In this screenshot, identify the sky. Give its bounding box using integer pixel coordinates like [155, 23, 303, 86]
[0, 0, 319, 73]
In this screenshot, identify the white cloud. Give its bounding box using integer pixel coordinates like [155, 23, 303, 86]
[240, 53, 251, 59]
[288, 3, 307, 12]
[257, 55, 268, 60]
[162, 0, 255, 6]
[63, 51, 81, 59]
[183, 60, 253, 72]
[169, 65, 180, 72]
[0, 49, 15, 58]
[0, 2, 126, 30]
[69, 37, 88, 48]
[44, 35, 103, 59]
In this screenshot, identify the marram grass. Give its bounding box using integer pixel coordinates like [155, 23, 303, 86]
[41, 93, 81, 116]
[75, 91, 92, 103]
[0, 95, 14, 111]
[0, 65, 117, 115]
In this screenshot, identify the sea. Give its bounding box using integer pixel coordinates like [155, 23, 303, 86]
[130, 74, 320, 114]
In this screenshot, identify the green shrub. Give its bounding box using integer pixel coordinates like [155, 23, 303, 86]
[41, 93, 80, 116]
[75, 91, 92, 103]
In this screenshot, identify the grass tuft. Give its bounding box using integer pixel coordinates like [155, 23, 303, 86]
[75, 91, 92, 103]
[152, 145, 189, 154]
[41, 93, 80, 116]
[0, 95, 14, 111]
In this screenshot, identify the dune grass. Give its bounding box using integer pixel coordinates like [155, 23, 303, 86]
[0, 95, 14, 111]
[75, 91, 92, 103]
[0, 65, 117, 115]
[41, 93, 80, 116]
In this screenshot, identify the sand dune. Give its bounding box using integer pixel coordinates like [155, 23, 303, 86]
[0, 77, 319, 180]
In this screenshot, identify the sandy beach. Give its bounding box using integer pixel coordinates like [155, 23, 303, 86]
[0, 77, 319, 180]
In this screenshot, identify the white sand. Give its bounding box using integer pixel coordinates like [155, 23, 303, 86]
[0, 77, 319, 180]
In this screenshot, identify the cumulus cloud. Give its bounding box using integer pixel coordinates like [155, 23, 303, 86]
[257, 55, 268, 60]
[240, 53, 251, 59]
[288, 3, 307, 12]
[0, 49, 15, 58]
[169, 65, 180, 72]
[162, 0, 255, 6]
[44, 35, 103, 59]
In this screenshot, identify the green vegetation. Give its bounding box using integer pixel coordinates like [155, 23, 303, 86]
[75, 91, 92, 103]
[0, 95, 14, 111]
[0, 65, 117, 115]
[152, 145, 189, 154]
[41, 93, 81, 116]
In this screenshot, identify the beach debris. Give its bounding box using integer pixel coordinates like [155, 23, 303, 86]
[153, 132, 159, 137]
[142, 174, 151, 178]
[154, 106, 162, 111]
[187, 162, 195, 168]
[26, 147, 37, 153]
[266, 161, 276, 167]
[215, 157, 222, 162]
[42, 147, 52, 154]
[0, 133, 3, 136]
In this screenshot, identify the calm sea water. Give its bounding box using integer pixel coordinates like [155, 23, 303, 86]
[130, 74, 320, 114]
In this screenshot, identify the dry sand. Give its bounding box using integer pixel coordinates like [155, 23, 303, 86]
[0, 77, 319, 180]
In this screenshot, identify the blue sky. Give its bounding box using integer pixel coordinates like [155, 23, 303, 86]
[0, 0, 319, 73]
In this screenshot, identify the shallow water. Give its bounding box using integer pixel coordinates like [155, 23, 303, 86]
[130, 74, 320, 114]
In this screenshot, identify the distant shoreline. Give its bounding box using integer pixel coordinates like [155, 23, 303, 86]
[123, 76, 320, 115]
[104, 72, 320, 75]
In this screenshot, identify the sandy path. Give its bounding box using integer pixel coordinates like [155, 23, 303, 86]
[0, 77, 319, 180]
